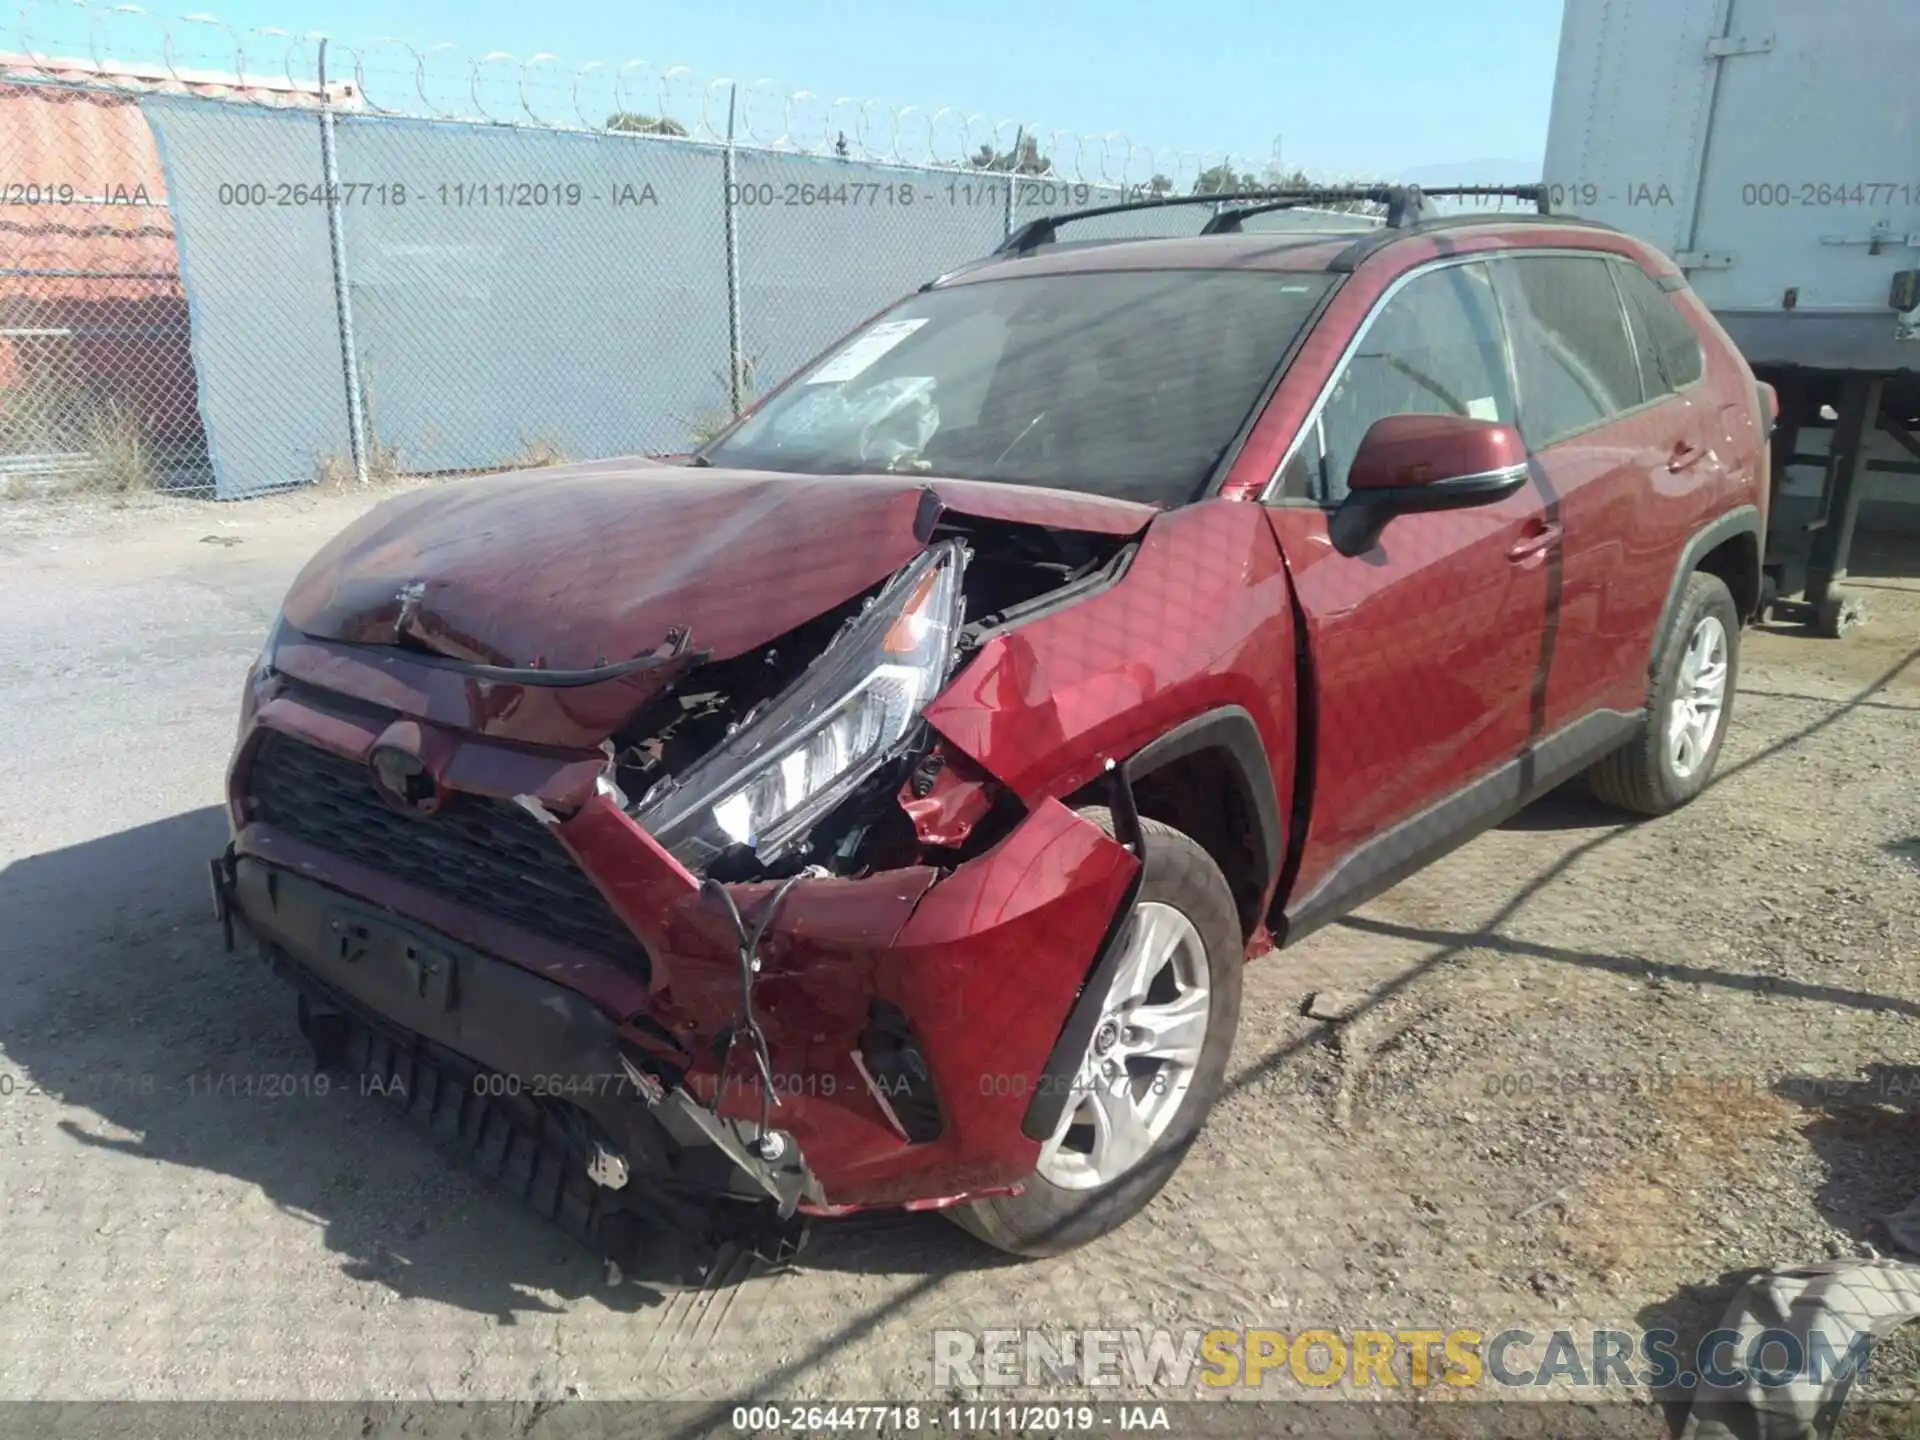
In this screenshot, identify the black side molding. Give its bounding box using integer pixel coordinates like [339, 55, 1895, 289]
[1279, 708, 1643, 948]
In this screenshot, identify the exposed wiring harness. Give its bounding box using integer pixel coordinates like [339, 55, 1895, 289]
[699, 867, 828, 1158]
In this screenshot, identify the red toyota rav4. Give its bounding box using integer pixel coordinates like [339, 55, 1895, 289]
[213, 187, 1774, 1274]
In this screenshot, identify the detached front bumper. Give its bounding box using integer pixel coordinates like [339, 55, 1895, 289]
[217, 701, 1140, 1217]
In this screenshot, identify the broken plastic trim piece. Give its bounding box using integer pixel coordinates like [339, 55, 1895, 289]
[516, 767, 628, 830]
[1103, 755, 1145, 856]
[848, 1048, 914, 1142]
[1020, 767, 1147, 1143]
[314, 624, 708, 688]
[586, 1142, 631, 1190]
[514, 794, 559, 826]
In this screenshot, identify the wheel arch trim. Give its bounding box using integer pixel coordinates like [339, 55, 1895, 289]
[1120, 704, 1285, 904]
[1649, 505, 1762, 673]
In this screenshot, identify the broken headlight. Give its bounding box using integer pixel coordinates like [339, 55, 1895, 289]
[635, 541, 968, 868]
[256, 613, 286, 674]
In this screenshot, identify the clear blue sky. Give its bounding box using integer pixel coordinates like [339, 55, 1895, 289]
[127, 0, 1563, 176]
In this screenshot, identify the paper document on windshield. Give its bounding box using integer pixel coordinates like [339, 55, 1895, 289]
[806, 319, 929, 384]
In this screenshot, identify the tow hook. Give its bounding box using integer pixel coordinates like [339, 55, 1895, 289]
[586, 1142, 631, 1191]
[208, 846, 238, 952]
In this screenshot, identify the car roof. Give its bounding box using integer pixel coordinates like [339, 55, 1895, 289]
[931, 214, 1644, 288]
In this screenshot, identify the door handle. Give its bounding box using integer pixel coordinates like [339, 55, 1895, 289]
[1507, 521, 1562, 562]
[1668, 439, 1707, 471]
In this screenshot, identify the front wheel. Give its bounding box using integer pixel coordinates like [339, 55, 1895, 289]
[947, 809, 1243, 1258]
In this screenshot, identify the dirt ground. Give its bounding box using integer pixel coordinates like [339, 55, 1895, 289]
[0, 484, 1915, 1422]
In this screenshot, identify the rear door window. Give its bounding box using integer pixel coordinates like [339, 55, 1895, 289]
[1495, 255, 1643, 448]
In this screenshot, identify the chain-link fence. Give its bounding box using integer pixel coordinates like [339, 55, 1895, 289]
[0, 80, 207, 494]
[0, 1, 1403, 500]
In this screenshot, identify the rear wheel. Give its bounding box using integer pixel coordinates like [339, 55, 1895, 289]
[947, 809, 1243, 1258]
[1589, 571, 1740, 816]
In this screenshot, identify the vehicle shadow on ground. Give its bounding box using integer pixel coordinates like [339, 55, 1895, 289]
[0, 806, 988, 1322]
[1630, 1266, 1772, 1426]
[1495, 780, 1624, 832]
[1226, 642, 1920, 1101]
[672, 640, 1920, 1415]
[1775, 1063, 1920, 1253]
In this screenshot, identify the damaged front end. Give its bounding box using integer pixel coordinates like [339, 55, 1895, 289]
[214, 479, 1150, 1280]
[610, 538, 974, 881]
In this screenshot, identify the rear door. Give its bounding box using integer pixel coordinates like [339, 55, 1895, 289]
[1264, 258, 1554, 931]
[1489, 251, 1685, 731]
[1491, 251, 1728, 728]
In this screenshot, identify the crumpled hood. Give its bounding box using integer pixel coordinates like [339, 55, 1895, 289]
[280, 457, 1158, 671]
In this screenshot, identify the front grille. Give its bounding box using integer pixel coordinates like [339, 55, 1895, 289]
[246, 730, 649, 973]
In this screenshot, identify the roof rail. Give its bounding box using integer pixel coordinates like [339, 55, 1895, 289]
[992, 183, 1551, 257]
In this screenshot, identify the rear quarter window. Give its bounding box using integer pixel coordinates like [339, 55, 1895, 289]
[1613, 261, 1706, 393]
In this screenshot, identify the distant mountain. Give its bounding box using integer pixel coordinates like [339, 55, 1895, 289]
[1396, 158, 1543, 189]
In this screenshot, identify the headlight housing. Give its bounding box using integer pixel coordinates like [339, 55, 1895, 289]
[257, 612, 286, 672]
[635, 541, 968, 869]
[239, 613, 287, 744]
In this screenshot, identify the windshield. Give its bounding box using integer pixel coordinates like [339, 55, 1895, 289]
[703, 269, 1335, 506]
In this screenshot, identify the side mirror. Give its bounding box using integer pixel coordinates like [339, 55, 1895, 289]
[1333, 413, 1531, 554]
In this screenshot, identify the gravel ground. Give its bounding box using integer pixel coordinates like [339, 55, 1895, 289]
[0, 485, 1915, 1418]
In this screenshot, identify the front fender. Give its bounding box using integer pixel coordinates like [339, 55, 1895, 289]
[922, 498, 1296, 885]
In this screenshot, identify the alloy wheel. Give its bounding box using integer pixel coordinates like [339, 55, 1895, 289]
[1667, 613, 1729, 780]
[1034, 900, 1211, 1191]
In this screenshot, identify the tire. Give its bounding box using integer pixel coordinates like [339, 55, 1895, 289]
[1588, 570, 1741, 816]
[1683, 1258, 1920, 1440]
[946, 807, 1243, 1258]
[1812, 586, 1867, 640]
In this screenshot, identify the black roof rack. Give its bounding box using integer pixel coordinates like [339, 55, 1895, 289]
[992, 183, 1552, 258]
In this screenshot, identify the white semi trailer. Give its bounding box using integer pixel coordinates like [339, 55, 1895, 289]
[1544, 0, 1920, 636]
